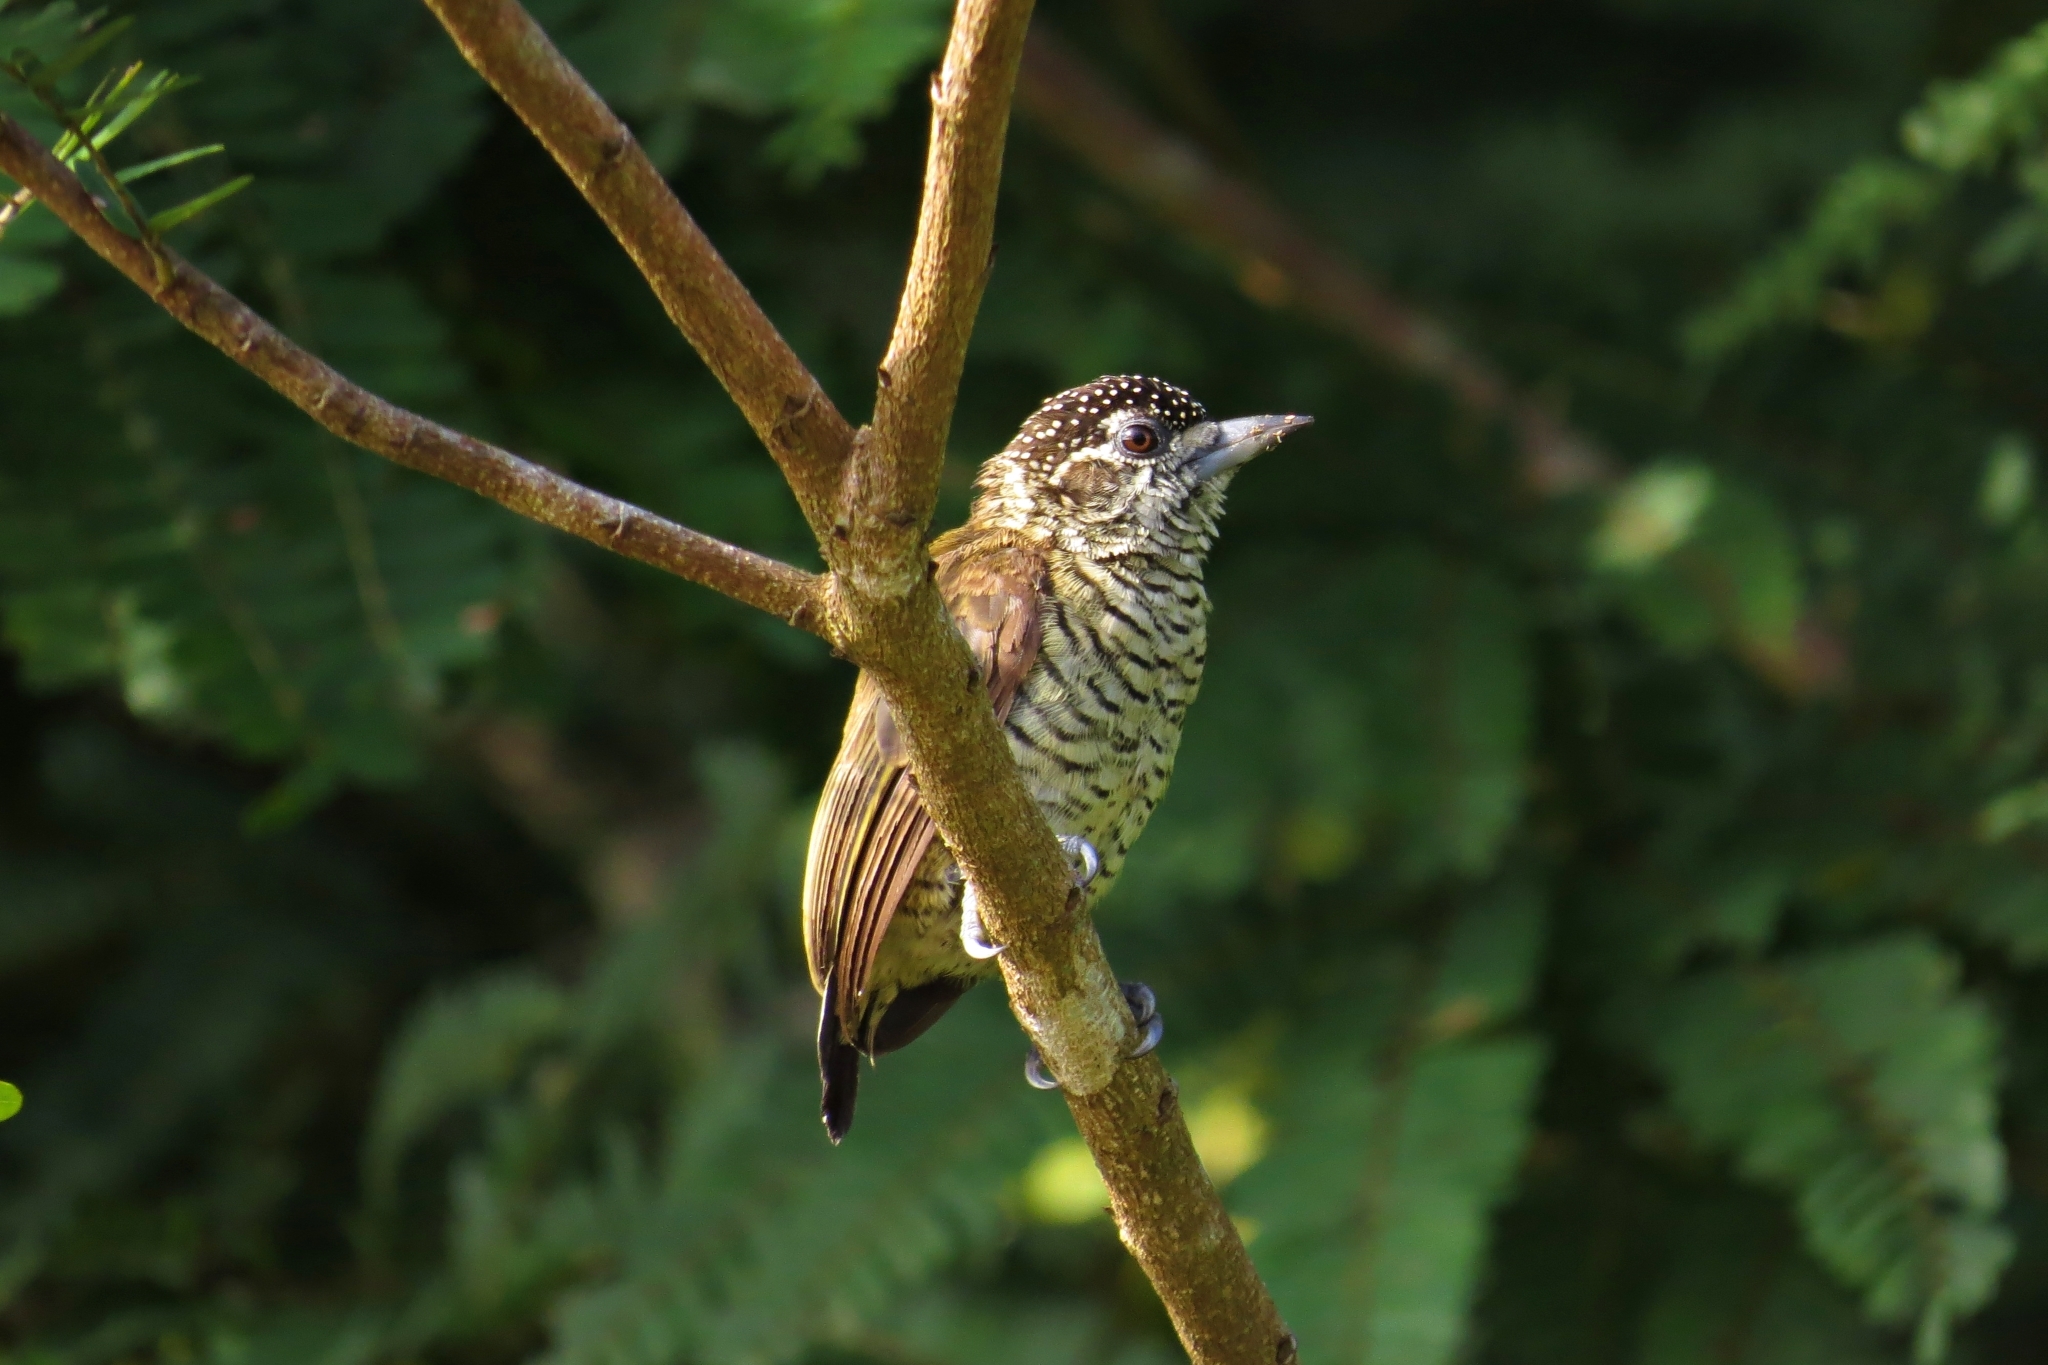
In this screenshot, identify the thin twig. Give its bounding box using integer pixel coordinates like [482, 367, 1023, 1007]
[418, 0, 855, 543]
[0, 114, 828, 633]
[0, 181, 33, 236]
[12, 60, 173, 286]
[1017, 29, 1616, 497]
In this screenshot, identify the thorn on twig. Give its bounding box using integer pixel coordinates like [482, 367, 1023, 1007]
[830, 522, 850, 542]
[876, 364, 892, 389]
[1275, 1334, 1300, 1365]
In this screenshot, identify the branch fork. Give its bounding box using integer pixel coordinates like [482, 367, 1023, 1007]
[0, 4, 1293, 1360]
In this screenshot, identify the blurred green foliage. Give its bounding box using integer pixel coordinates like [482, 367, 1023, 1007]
[5, 0, 2048, 1362]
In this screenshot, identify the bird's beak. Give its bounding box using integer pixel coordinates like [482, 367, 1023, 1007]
[1186, 413, 1314, 483]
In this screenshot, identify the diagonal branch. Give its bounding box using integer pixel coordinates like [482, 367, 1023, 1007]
[815, 5, 1294, 1360]
[848, 0, 1035, 596]
[1017, 29, 1616, 497]
[0, 115, 826, 633]
[419, 0, 855, 543]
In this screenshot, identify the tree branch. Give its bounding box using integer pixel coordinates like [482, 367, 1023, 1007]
[9, 0, 1300, 1354]
[848, 0, 1035, 596]
[0, 115, 826, 633]
[418, 0, 856, 543]
[1017, 29, 1616, 498]
[814, 4, 1296, 1358]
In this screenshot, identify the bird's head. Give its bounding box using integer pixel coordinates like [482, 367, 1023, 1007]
[968, 375, 1312, 558]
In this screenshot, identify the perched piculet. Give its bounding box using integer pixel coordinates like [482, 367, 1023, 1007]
[801, 375, 1311, 1141]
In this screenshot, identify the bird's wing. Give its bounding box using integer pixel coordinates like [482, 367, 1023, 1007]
[801, 539, 1045, 1037]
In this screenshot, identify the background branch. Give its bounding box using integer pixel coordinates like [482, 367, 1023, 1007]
[419, 0, 855, 542]
[1018, 29, 1617, 498]
[0, 115, 826, 633]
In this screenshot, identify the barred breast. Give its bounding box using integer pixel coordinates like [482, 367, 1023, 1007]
[852, 546, 1206, 1036]
[1005, 546, 1210, 903]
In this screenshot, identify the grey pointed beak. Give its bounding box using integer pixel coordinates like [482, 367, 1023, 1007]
[1186, 413, 1314, 483]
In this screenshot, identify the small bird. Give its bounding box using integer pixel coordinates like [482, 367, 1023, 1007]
[801, 376, 1311, 1141]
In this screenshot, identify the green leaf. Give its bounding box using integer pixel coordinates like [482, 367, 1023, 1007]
[1684, 159, 1946, 360]
[1626, 934, 2012, 1356]
[0, 268, 538, 786]
[113, 142, 223, 184]
[528, 989, 1062, 1365]
[1597, 466, 1805, 676]
[1900, 20, 2048, 173]
[27, 13, 132, 90]
[1636, 1194, 1896, 1365]
[1120, 544, 1531, 916]
[1234, 886, 1550, 1365]
[365, 969, 574, 1200]
[0, 1082, 22, 1121]
[143, 172, 249, 232]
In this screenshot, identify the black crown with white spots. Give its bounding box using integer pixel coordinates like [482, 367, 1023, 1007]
[1005, 376, 1209, 470]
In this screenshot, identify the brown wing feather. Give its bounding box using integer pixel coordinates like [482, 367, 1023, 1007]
[801, 536, 1046, 1042]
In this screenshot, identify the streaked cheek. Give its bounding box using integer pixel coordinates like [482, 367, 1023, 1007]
[1054, 458, 1121, 508]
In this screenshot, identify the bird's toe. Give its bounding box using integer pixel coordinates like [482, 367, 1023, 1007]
[1058, 834, 1101, 888]
[959, 881, 1004, 960]
[1024, 1045, 1061, 1090]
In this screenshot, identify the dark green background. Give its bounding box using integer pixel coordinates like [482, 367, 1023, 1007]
[4, 0, 2048, 1361]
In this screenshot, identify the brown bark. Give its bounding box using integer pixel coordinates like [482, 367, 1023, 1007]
[0, 3, 1296, 1357]
[419, 0, 855, 542]
[850, 0, 1036, 597]
[0, 117, 825, 633]
[1017, 29, 1616, 498]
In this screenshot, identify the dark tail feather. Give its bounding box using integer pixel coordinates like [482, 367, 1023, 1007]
[819, 982, 862, 1143]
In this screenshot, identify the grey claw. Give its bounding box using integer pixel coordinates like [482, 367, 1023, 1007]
[959, 882, 1002, 960]
[1022, 982, 1165, 1091]
[1025, 1046, 1060, 1090]
[1122, 982, 1163, 1056]
[1059, 834, 1101, 888]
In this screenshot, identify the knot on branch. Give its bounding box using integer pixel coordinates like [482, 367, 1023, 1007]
[770, 386, 818, 451]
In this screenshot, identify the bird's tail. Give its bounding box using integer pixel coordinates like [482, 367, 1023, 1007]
[819, 981, 861, 1143]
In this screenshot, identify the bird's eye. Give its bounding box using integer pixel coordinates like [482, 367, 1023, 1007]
[1119, 422, 1160, 456]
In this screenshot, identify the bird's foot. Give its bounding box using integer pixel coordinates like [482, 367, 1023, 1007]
[1023, 981, 1165, 1091]
[964, 839, 1097, 959]
[1059, 834, 1102, 888]
[959, 879, 1003, 960]
[1123, 981, 1165, 1057]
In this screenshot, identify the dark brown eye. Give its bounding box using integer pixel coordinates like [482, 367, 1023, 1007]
[1119, 422, 1160, 455]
